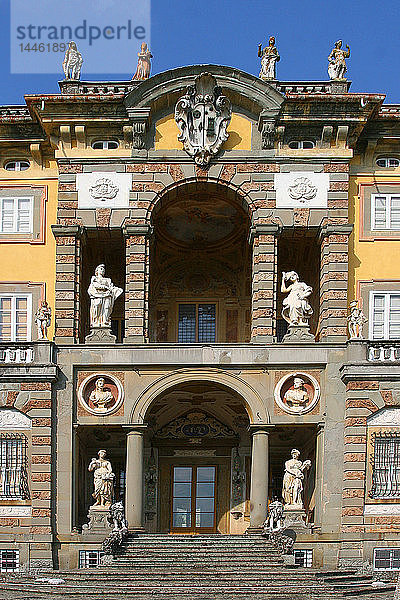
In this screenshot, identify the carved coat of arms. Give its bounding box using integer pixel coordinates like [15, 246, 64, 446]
[288, 177, 317, 204]
[175, 72, 232, 167]
[89, 178, 119, 201]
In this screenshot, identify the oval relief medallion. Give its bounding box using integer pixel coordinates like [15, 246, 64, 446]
[274, 372, 320, 415]
[78, 373, 124, 416]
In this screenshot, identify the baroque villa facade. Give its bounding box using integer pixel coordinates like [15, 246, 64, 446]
[1, 62, 400, 573]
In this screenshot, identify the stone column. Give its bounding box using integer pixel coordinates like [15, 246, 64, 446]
[313, 423, 325, 527]
[249, 425, 273, 530]
[319, 224, 353, 342]
[51, 225, 83, 344]
[123, 224, 152, 343]
[125, 426, 147, 530]
[249, 224, 280, 343]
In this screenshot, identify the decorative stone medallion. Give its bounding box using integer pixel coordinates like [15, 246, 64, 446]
[275, 172, 329, 208]
[78, 373, 124, 416]
[274, 372, 320, 415]
[76, 172, 132, 208]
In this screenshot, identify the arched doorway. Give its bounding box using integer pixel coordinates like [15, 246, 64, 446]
[149, 182, 252, 343]
[143, 381, 251, 534]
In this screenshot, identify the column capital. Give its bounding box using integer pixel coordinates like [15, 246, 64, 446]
[248, 224, 281, 245]
[123, 424, 148, 436]
[318, 223, 353, 241]
[51, 224, 84, 238]
[123, 223, 153, 238]
[248, 423, 275, 435]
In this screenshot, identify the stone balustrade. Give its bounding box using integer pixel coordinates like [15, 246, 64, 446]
[368, 342, 400, 362]
[0, 345, 34, 364]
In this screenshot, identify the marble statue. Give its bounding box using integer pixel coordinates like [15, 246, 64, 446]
[88, 450, 115, 508]
[109, 501, 128, 532]
[328, 40, 350, 81]
[35, 300, 51, 340]
[281, 271, 313, 326]
[348, 300, 367, 339]
[89, 378, 115, 412]
[258, 36, 280, 80]
[132, 42, 152, 80]
[62, 41, 83, 80]
[88, 264, 123, 329]
[284, 377, 309, 409]
[282, 449, 311, 508]
[265, 499, 284, 533]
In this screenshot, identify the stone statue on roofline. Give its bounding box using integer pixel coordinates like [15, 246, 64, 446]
[328, 40, 350, 81]
[62, 41, 83, 80]
[132, 42, 152, 81]
[347, 299, 367, 339]
[258, 36, 280, 80]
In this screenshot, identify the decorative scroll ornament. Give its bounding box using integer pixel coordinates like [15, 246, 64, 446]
[175, 72, 232, 167]
[155, 411, 237, 439]
[89, 178, 119, 201]
[288, 177, 317, 203]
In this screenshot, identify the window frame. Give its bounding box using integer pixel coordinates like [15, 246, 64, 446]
[288, 140, 315, 150]
[376, 157, 400, 169]
[0, 293, 32, 342]
[0, 433, 30, 500]
[79, 550, 105, 569]
[0, 550, 19, 573]
[369, 291, 400, 340]
[374, 548, 400, 571]
[4, 160, 30, 172]
[177, 301, 218, 343]
[294, 549, 313, 568]
[0, 196, 33, 234]
[91, 140, 119, 150]
[371, 194, 400, 231]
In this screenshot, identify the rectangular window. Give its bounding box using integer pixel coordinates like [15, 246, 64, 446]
[372, 195, 400, 230]
[79, 550, 104, 569]
[0, 197, 33, 233]
[178, 303, 216, 343]
[370, 292, 400, 340]
[374, 548, 400, 571]
[0, 294, 32, 342]
[0, 550, 19, 573]
[370, 433, 400, 499]
[294, 549, 313, 567]
[0, 434, 29, 500]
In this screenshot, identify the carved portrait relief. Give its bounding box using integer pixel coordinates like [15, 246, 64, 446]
[78, 373, 124, 416]
[274, 372, 320, 415]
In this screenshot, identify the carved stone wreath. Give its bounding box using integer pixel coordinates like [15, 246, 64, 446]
[174, 72, 232, 167]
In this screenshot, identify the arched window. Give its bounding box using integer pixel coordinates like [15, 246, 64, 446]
[4, 160, 30, 171]
[288, 140, 315, 150]
[376, 157, 400, 168]
[91, 140, 119, 150]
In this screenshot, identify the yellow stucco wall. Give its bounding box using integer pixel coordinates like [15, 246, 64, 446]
[155, 113, 252, 151]
[0, 164, 58, 340]
[348, 175, 400, 301]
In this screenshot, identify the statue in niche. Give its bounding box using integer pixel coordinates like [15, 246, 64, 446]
[328, 40, 350, 81]
[62, 41, 83, 80]
[282, 449, 311, 509]
[88, 450, 115, 508]
[281, 271, 313, 326]
[88, 264, 123, 329]
[258, 36, 280, 80]
[35, 300, 51, 340]
[347, 300, 367, 339]
[284, 377, 310, 409]
[89, 378, 115, 412]
[132, 42, 153, 80]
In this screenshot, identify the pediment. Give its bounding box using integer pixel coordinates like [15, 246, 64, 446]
[154, 410, 238, 439]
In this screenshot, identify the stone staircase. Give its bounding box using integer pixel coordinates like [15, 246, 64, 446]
[0, 533, 396, 600]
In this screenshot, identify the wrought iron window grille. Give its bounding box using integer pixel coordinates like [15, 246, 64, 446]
[370, 432, 400, 499]
[0, 433, 29, 500]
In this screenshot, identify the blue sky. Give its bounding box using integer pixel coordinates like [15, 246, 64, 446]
[1, 0, 400, 104]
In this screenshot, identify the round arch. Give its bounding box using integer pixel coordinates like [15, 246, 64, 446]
[130, 368, 269, 425]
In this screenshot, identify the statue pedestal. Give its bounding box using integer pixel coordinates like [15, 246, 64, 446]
[282, 324, 315, 343]
[82, 506, 112, 536]
[283, 507, 309, 532]
[85, 327, 116, 345]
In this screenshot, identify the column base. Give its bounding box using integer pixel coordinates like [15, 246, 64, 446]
[85, 327, 116, 344]
[282, 324, 315, 343]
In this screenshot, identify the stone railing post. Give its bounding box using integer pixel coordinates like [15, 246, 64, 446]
[249, 224, 280, 343]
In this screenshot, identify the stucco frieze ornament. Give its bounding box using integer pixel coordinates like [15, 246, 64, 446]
[274, 372, 320, 416]
[282, 449, 311, 509]
[174, 72, 232, 167]
[258, 36, 280, 80]
[328, 40, 350, 81]
[347, 300, 367, 339]
[88, 264, 123, 329]
[34, 300, 51, 340]
[88, 450, 115, 508]
[89, 178, 119, 202]
[288, 177, 317, 204]
[62, 41, 83, 80]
